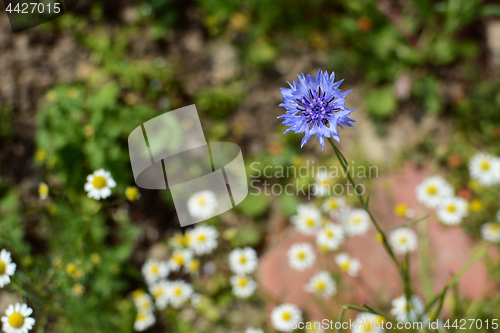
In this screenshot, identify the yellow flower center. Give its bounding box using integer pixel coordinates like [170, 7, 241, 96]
[399, 237, 407, 244]
[447, 205, 456, 213]
[0, 261, 5, 275]
[427, 185, 437, 195]
[150, 264, 159, 274]
[197, 234, 206, 242]
[136, 312, 147, 321]
[92, 176, 107, 189]
[363, 316, 384, 330]
[237, 277, 248, 287]
[489, 224, 500, 233]
[153, 288, 164, 298]
[326, 230, 334, 238]
[339, 261, 350, 272]
[305, 218, 315, 227]
[188, 260, 200, 272]
[394, 203, 408, 217]
[328, 200, 338, 209]
[315, 281, 325, 291]
[173, 287, 182, 296]
[481, 161, 490, 171]
[173, 235, 184, 247]
[197, 196, 206, 206]
[352, 217, 362, 225]
[125, 187, 140, 201]
[8, 313, 24, 328]
[297, 251, 306, 260]
[172, 253, 184, 265]
[239, 256, 247, 264]
[282, 312, 291, 321]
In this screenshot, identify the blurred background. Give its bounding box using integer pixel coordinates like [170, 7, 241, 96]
[1, 0, 500, 332]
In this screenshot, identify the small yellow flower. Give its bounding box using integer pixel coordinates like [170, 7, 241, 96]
[469, 199, 483, 213]
[67, 87, 79, 99]
[53, 257, 62, 267]
[38, 183, 49, 200]
[72, 284, 85, 296]
[34, 149, 46, 163]
[66, 263, 77, 275]
[374, 232, 384, 243]
[394, 203, 409, 217]
[90, 253, 101, 264]
[186, 259, 200, 274]
[46, 91, 58, 102]
[468, 180, 481, 192]
[125, 186, 141, 201]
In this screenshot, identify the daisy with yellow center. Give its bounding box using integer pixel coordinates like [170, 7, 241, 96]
[469, 153, 500, 186]
[1, 303, 35, 333]
[187, 190, 218, 220]
[72, 284, 85, 297]
[0, 249, 16, 288]
[290, 204, 322, 235]
[230, 275, 257, 298]
[150, 280, 171, 310]
[125, 186, 141, 201]
[169, 232, 185, 249]
[304, 271, 336, 297]
[344, 209, 370, 236]
[134, 293, 155, 313]
[168, 249, 193, 272]
[84, 169, 116, 200]
[481, 222, 500, 243]
[142, 259, 169, 284]
[321, 196, 346, 218]
[391, 295, 424, 322]
[436, 197, 468, 226]
[185, 225, 219, 255]
[416, 175, 453, 209]
[271, 303, 303, 332]
[314, 170, 334, 196]
[316, 222, 344, 252]
[287, 243, 316, 271]
[184, 259, 200, 274]
[229, 247, 258, 275]
[335, 253, 361, 277]
[167, 280, 194, 308]
[389, 228, 418, 255]
[133, 311, 155, 332]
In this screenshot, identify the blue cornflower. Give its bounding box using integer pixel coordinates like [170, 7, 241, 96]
[278, 70, 355, 149]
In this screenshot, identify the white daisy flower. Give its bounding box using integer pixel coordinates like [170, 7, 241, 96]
[185, 225, 219, 256]
[344, 209, 370, 236]
[436, 197, 468, 226]
[469, 153, 500, 186]
[287, 243, 316, 271]
[316, 223, 344, 252]
[230, 275, 257, 298]
[245, 327, 264, 333]
[352, 313, 385, 333]
[321, 196, 347, 217]
[390, 295, 424, 322]
[229, 247, 258, 275]
[270, 303, 303, 332]
[150, 280, 171, 310]
[169, 232, 186, 249]
[304, 271, 336, 297]
[496, 209, 500, 222]
[142, 259, 169, 284]
[134, 311, 155, 332]
[290, 204, 322, 235]
[335, 253, 361, 277]
[0, 249, 16, 288]
[184, 258, 201, 275]
[389, 228, 418, 255]
[1, 303, 35, 333]
[415, 176, 453, 209]
[84, 169, 116, 200]
[169, 249, 193, 272]
[134, 293, 155, 313]
[187, 190, 218, 220]
[167, 280, 194, 308]
[314, 170, 334, 196]
[481, 222, 500, 243]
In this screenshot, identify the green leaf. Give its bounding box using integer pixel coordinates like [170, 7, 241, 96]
[237, 194, 269, 217]
[364, 86, 398, 119]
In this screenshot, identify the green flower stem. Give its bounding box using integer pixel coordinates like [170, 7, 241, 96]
[327, 138, 399, 268]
